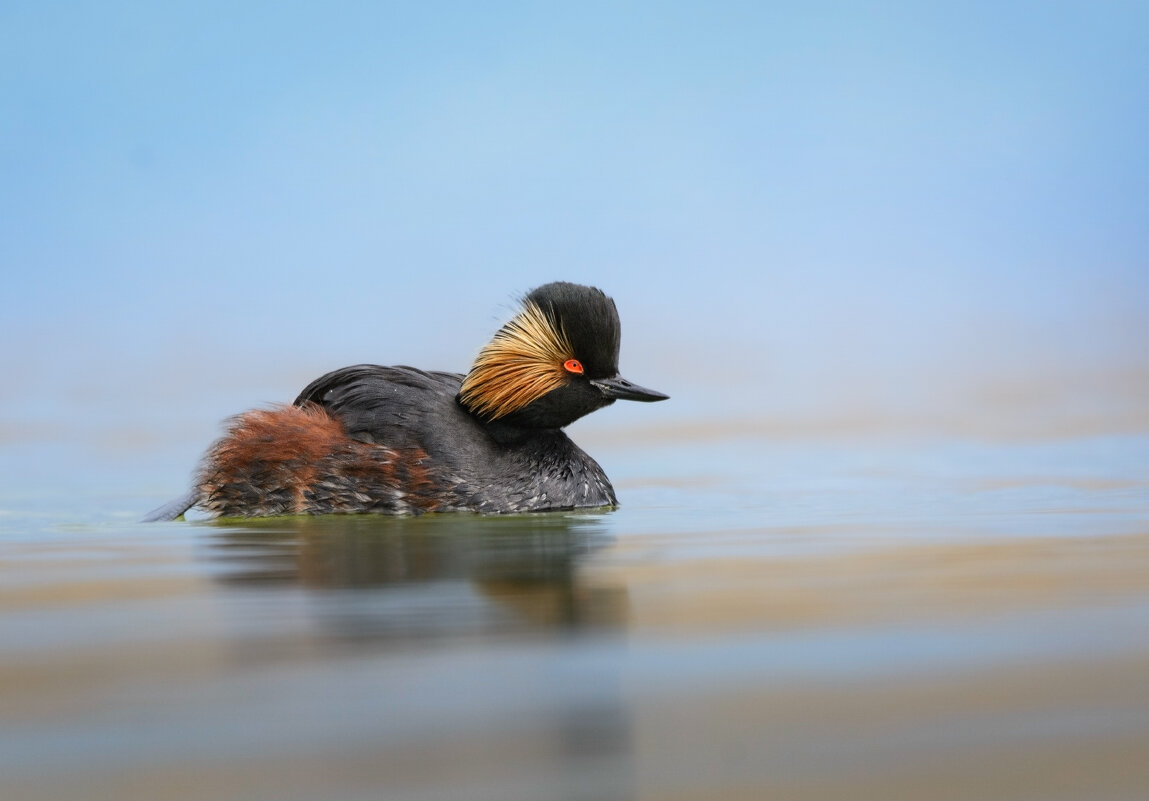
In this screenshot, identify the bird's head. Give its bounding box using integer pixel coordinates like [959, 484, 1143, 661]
[458, 281, 668, 430]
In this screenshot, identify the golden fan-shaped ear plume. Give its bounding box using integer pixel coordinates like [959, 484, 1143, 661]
[458, 300, 576, 420]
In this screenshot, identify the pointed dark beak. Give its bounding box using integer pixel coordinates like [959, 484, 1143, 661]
[590, 375, 670, 403]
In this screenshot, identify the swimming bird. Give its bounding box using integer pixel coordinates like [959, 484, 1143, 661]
[145, 281, 667, 520]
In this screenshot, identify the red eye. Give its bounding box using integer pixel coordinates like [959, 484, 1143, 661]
[563, 359, 584, 374]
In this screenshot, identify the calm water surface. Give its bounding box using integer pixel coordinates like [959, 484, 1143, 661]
[2, 432, 1149, 800]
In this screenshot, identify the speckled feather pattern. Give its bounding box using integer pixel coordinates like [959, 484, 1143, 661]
[197, 376, 618, 517]
[198, 405, 451, 516]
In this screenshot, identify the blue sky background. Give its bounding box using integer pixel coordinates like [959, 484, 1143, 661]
[2, 1, 1147, 487]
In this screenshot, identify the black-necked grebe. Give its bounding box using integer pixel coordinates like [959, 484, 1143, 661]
[145, 281, 668, 520]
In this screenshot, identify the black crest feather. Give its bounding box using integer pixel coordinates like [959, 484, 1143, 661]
[524, 282, 620, 378]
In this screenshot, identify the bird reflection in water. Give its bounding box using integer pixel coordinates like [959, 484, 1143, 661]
[206, 511, 628, 645]
[200, 512, 636, 800]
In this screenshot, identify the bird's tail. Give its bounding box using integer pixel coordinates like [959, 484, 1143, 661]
[141, 490, 200, 522]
